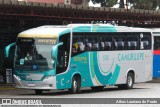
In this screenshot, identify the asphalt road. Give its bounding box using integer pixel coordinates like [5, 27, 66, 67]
[0, 83, 160, 98]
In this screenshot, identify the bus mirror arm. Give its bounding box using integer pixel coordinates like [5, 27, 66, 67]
[4, 42, 16, 58]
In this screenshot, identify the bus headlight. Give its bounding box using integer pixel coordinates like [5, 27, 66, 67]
[51, 59, 55, 64]
[43, 76, 54, 81]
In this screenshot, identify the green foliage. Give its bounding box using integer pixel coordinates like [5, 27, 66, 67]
[132, 0, 160, 10]
[91, 0, 160, 10]
[91, 0, 117, 7]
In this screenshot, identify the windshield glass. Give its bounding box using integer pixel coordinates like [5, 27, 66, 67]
[15, 38, 57, 71]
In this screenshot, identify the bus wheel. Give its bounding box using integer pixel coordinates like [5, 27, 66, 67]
[126, 73, 134, 89]
[35, 90, 43, 95]
[91, 86, 104, 91]
[70, 76, 81, 94]
[119, 73, 134, 89]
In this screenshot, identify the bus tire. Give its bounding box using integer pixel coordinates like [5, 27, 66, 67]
[91, 86, 104, 91]
[119, 73, 134, 89]
[126, 72, 134, 89]
[35, 90, 43, 95]
[70, 76, 81, 94]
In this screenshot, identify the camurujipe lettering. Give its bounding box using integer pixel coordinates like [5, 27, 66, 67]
[118, 53, 144, 61]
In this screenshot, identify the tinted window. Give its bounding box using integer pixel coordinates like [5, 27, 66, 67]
[154, 36, 160, 50]
[72, 32, 151, 54]
[127, 34, 139, 50]
[113, 34, 125, 50]
[140, 33, 151, 50]
[101, 34, 112, 51]
[72, 34, 86, 56]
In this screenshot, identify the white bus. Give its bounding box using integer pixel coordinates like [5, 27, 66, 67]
[5, 24, 153, 94]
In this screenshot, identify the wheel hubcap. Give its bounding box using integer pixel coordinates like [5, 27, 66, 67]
[128, 76, 132, 87]
[73, 80, 77, 91]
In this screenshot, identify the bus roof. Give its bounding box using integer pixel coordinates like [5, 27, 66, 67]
[69, 24, 151, 32]
[18, 25, 68, 38]
[148, 28, 160, 36]
[18, 24, 152, 38]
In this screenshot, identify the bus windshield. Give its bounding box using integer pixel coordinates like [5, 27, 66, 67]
[15, 38, 57, 71]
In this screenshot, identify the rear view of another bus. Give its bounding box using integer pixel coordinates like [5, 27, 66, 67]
[153, 30, 160, 78]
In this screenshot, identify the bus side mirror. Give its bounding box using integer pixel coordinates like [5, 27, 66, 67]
[4, 42, 16, 58]
[51, 42, 63, 63]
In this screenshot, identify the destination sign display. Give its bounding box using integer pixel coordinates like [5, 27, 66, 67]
[17, 38, 57, 45]
[36, 39, 56, 45]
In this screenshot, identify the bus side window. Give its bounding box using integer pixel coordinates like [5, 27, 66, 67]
[141, 41, 149, 49]
[86, 36, 92, 51]
[93, 36, 99, 51]
[72, 34, 86, 57]
[101, 42, 105, 50]
[154, 36, 160, 50]
[99, 36, 104, 51]
[79, 36, 86, 52]
[78, 42, 85, 52]
[140, 33, 151, 50]
[113, 36, 125, 50]
[72, 37, 78, 53]
[127, 41, 137, 50]
[100, 37, 105, 51]
[103, 35, 112, 51]
[115, 41, 124, 50]
[127, 34, 139, 50]
[105, 42, 112, 50]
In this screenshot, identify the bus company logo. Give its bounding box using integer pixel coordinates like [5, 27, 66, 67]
[2, 99, 11, 105]
[26, 74, 32, 81]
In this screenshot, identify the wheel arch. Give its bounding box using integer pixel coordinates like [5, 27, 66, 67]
[71, 72, 82, 85]
[70, 72, 82, 93]
[126, 69, 135, 83]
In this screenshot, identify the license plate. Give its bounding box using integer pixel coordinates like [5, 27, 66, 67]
[28, 83, 35, 87]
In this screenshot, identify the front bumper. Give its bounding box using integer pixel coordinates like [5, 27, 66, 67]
[13, 75, 57, 90]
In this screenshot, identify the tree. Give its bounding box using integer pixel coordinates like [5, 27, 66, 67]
[91, 0, 117, 7]
[91, 0, 160, 10]
[132, 0, 160, 10]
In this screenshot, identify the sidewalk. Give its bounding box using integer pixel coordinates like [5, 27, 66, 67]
[0, 75, 13, 87]
[0, 83, 14, 90]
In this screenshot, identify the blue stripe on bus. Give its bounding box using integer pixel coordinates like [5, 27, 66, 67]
[153, 55, 160, 78]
